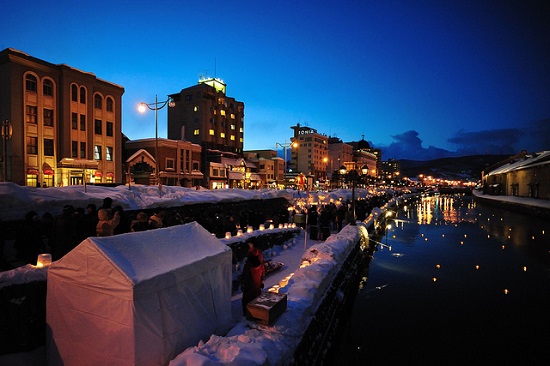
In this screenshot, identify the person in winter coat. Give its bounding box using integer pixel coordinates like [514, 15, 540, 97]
[130, 212, 150, 232]
[96, 208, 120, 237]
[51, 205, 79, 260]
[240, 253, 265, 316]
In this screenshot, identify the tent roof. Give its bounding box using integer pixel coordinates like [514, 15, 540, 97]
[58, 221, 230, 285]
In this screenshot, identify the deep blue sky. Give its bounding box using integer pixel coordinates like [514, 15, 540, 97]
[3, 0, 549, 160]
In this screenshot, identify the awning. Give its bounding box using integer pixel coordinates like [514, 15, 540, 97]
[42, 162, 54, 175]
[27, 168, 39, 175]
[95, 171, 103, 177]
[106, 172, 114, 178]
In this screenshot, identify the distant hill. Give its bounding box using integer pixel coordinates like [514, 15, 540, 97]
[397, 154, 508, 181]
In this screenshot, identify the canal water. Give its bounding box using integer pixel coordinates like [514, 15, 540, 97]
[336, 194, 550, 364]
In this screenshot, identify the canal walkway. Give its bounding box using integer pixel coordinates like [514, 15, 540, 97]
[473, 189, 550, 218]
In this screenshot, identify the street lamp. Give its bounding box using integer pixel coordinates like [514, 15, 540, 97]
[1, 119, 13, 182]
[340, 164, 369, 223]
[138, 95, 175, 197]
[275, 140, 292, 186]
[291, 141, 299, 172]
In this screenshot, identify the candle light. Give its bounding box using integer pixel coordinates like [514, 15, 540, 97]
[225, 232, 231, 239]
[279, 223, 283, 229]
[259, 224, 265, 231]
[247, 226, 253, 233]
[237, 229, 243, 236]
[36, 253, 52, 268]
[269, 223, 274, 230]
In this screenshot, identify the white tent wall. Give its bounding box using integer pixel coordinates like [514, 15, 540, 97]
[46, 222, 233, 366]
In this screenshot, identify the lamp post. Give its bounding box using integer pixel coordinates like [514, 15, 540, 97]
[339, 164, 369, 223]
[138, 95, 174, 197]
[1, 119, 13, 182]
[275, 140, 291, 187]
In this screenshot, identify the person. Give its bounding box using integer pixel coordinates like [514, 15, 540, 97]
[96, 208, 120, 237]
[83, 203, 99, 238]
[112, 206, 130, 234]
[130, 212, 150, 232]
[240, 253, 265, 316]
[247, 238, 264, 264]
[100, 196, 113, 210]
[148, 210, 165, 229]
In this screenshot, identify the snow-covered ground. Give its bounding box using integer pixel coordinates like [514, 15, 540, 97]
[0, 182, 381, 365]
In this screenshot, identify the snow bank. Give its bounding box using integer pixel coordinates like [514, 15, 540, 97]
[169, 224, 362, 366]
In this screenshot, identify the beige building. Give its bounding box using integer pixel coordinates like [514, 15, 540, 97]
[290, 124, 329, 182]
[243, 150, 284, 188]
[482, 150, 550, 199]
[327, 137, 353, 177]
[0, 48, 124, 187]
[125, 138, 203, 187]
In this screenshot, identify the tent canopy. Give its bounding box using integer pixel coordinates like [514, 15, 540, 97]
[47, 221, 233, 366]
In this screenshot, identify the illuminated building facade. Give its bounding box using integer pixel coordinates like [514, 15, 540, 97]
[167, 77, 244, 186]
[0, 48, 124, 187]
[290, 123, 329, 182]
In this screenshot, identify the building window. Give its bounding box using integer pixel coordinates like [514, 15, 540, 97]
[231, 124, 235, 130]
[106, 121, 113, 137]
[72, 113, 78, 129]
[166, 158, 175, 170]
[193, 129, 200, 135]
[220, 132, 226, 138]
[209, 129, 214, 136]
[239, 127, 244, 133]
[194, 106, 198, 112]
[71, 84, 78, 102]
[43, 79, 54, 97]
[26, 105, 37, 124]
[71, 141, 78, 158]
[185, 94, 192, 101]
[27, 136, 38, 155]
[230, 113, 235, 119]
[94, 94, 102, 109]
[43, 109, 54, 126]
[106, 97, 114, 112]
[25, 74, 37, 92]
[106, 146, 113, 161]
[220, 110, 226, 116]
[80, 142, 86, 158]
[239, 137, 243, 143]
[94, 119, 102, 135]
[94, 145, 102, 160]
[80, 115, 86, 131]
[44, 138, 54, 156]
[80, 86, 86, 104]
[230, 135, 235, 141]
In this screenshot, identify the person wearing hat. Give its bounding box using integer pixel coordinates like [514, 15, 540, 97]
[96, 208, 120, 237]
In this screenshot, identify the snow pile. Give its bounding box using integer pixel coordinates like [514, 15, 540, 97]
[0, 182, 380, 222]
[0, 264, 48, 289]
[169, 224, 362, 366]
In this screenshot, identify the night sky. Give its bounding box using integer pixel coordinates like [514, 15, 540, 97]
[3, 0, 549, 159]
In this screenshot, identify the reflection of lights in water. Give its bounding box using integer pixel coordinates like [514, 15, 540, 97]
[392, 253, 404, 257]
[523, 266, 527, 272]
[425, 238, 428, 241]
[432, 277, 437, 282]
[436, 264, 441, 269]
[442, 234, 445, 238]
[475, 265, 480, 270]
[460, 241, 464, 245]
[504, 289, 509, 295]
[502, 245, 506, 250]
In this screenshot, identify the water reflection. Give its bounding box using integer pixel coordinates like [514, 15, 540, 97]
[336, 194, 550, 364]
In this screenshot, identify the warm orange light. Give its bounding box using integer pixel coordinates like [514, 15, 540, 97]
[137, 103, 147, 113]
[436, 264, 441, 269]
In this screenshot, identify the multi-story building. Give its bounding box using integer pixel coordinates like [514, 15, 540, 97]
[0, 48, 124, 187]
[290, 123, 328, 182]
[327, 137, 353, 177]
[243, 150, 284, 188]
[167, 77, 244, 187]
[124, 138, 203, 187]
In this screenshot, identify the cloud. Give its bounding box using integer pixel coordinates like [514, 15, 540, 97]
[378, 130, 452, 160]
[448, 128, 521, 156]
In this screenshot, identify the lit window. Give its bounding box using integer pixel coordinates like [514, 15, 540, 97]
[230, 135, 235, 141]
[239, 127, 243, 133]
[27, 136, 38, 155]
[25, 74, 37, 92]
[106, 146, 113, 161]
[220, 110, 226, 116]
[94, 145, 102, 160]
[220, 132, 225, 138]
[231, 124, 235, 130]
[230, 113, 235, 119]
[193, 129, 200, 135]
[194, 106, 198, 112]
[26, 105, 37, 124]
[209, 129, 215, 136]
[239, 137, 243, 143]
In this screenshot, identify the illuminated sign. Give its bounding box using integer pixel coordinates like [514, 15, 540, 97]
[298, 129, 316, 135]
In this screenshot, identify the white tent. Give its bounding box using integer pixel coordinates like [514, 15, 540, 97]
[46, 221, 233, 366]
